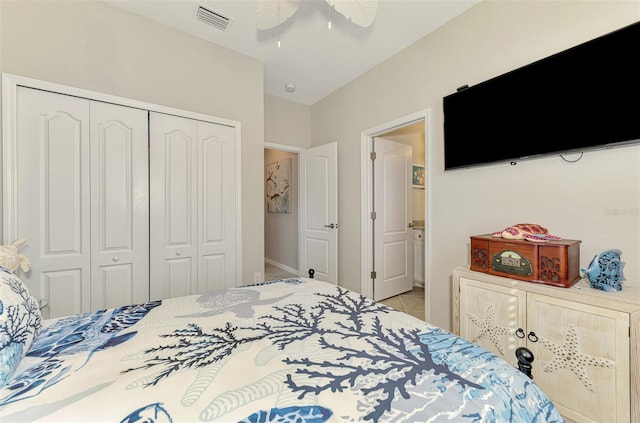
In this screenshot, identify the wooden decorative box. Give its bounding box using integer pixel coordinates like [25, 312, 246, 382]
[470, 234, 581, 288]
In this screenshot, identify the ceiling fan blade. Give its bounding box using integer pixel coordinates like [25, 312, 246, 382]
[257, 0, 302, 30]
[327, 0, 378, 27]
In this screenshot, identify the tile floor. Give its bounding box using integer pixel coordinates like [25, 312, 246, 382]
[379, 286, 425, 321]
[264, 262, 298, 281]
[265, 262, 425, 321]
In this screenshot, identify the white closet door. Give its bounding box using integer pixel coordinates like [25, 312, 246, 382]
[15, 87, 91, 318]
[90, 101, 149, 310]
[149, 113, 237, 299]
[149, 112, 198, 300]
[197, 120, 236, 292]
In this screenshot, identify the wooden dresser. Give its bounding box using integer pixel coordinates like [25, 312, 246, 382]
[452, 266, 640, 423]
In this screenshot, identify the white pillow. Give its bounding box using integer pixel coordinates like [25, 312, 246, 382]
[0, 266, 42, 387]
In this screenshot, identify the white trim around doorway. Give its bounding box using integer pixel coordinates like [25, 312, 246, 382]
[360, 109, 432, 322]
[264, 142, 305, 153]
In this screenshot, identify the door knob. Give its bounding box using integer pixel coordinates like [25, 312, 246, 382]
[324, 223, 338, 229]
[112, 256, 119, 262]
[407, 222, 414, 228]
[176, 250, 182, 256]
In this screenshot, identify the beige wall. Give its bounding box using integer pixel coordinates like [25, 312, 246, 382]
[265, 94, 311, 148]
[311, 1, 640, 330]
[0, 0, 265, 282]
[264, 149, 299, 271]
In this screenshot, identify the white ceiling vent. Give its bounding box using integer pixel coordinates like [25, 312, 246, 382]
[193, 4, 232, 31]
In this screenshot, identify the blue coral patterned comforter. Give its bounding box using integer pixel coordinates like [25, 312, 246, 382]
[0, 278, 562, 422]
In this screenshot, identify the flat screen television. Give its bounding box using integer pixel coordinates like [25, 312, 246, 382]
[443, 21, 640, 170]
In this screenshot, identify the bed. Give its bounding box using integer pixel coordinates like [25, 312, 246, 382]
[0, 267, 562, 422]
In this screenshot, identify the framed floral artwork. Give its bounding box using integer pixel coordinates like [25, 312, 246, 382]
[412, 165, 425, 188]
[266, 158, 291, 213]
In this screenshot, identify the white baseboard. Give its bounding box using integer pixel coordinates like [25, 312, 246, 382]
[265, 258, 299, 276]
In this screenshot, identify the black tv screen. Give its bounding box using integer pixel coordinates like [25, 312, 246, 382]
[443, 21, 640, 170]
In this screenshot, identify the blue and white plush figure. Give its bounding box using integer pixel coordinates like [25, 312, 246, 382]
[0, 266, 42, 387]
[581, 249, 625, 292]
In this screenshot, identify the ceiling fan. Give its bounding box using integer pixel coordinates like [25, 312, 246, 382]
[256, 0, 378, 30]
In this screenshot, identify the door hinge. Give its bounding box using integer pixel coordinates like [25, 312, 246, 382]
[370, 151, 376, 161]
[371, 211, 376, 220]
[371, 271, 376, 280]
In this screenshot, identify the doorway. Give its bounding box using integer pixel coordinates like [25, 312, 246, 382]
[360, 110, 430, 321]
[263, 142, 339, 284]
[263, 143, 303, 282]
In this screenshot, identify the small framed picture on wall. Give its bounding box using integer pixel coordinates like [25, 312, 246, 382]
[412, 165, 425, 189]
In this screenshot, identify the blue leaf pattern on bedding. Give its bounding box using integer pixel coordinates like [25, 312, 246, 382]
[0, 358, 67, 405]
[0, 279, 563, 422]
[120, 402, 173, 423]
[0, 268, 42, 387]
[121, 287, 556, 422]
[28, 301, 161, 358]
[0, 301, 161, 406]
[240, 405, 332, 422]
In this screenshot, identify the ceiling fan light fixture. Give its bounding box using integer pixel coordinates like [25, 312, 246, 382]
[256, 0, 301, 30]
[327, 0, 378, 27]
[256, 0, 377, 30]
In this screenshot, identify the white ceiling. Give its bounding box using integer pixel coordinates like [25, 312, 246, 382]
[105, 0, 479, 105]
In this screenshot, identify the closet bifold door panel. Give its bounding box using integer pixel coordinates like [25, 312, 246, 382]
[197, 119, 237, 293]
[149, 112, 236, 300]
[16, 87, 91, 319]
[149, 113, 198, 299]
[14, 87, 150, 319]
[89, 101, 150, 311]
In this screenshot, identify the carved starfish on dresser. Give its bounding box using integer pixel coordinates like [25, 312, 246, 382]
[541, 324, 614, 392]
[466, 304, 513, 355]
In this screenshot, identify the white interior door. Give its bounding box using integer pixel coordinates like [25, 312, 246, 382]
[373, 138, 413, 300]
[90, 101, 149, 310]
[299, 142, 338, 283]
[197, 120, 237, 292]
[150, 113, 237, 300]
[11, 88, 151, 318]
[14, 87, 91, 318]
[6, 77, 240, 316]
[150, 112, 198, 300]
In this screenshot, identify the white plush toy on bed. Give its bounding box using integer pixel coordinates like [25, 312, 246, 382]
[0, 239, 30, 273]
